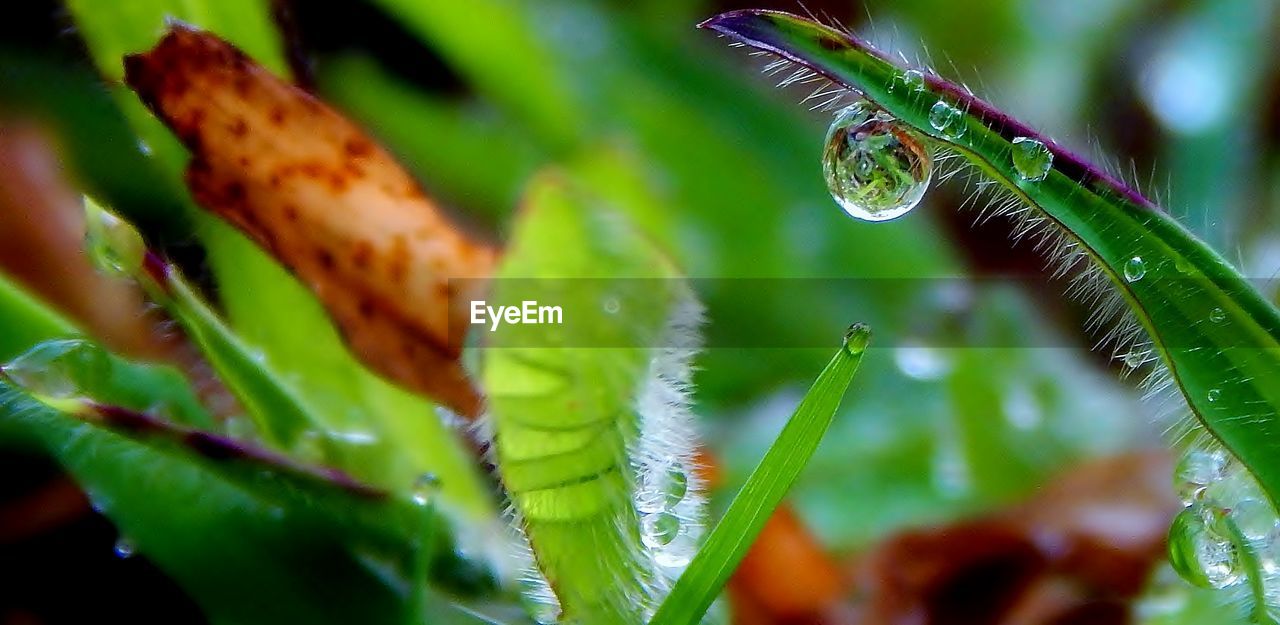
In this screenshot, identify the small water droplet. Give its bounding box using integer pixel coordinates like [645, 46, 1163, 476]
[641, 512, 681, 548]
[652, 532, 696, 569]
[1168, 504, 1242, 589]
[602, 297, 620, 315]
[1124, 350, 1145, 369]
[823, 102, 932, 222]
[928, 100, 964, 139]
[411, 473, 441, 506]
[113, 536, 136, 558]
[292, 430, 326, 464]
[1230, 499, 1277, 542]
[1010, 137, 1053, 182]
[3, 339, 110, 399]
[843, 323, 872, 355]
[663, 469, 688, 509]
[888, 69, 926, 94]
[84, 198, 145, 278]
[1209, 307, 1226, 324]
[1208, 388, 1221, 403]
[636, 464, 691, 513]
[136, 139, 153, 156]
[1175, 449, 1228, 505]
[1124, 256, 1147, 282]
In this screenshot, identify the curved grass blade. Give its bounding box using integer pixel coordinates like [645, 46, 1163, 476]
[483, 173, 703, 624]
[0, 367, 439, 624]
[649, 325, 869, 625]
[700, 8, 1280, 512]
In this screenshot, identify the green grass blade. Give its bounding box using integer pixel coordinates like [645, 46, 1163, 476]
[700, 9, 1280, 512]
[649, 325, 869, 625]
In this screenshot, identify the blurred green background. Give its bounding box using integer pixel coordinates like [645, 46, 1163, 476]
[0, 0, 1276, 623]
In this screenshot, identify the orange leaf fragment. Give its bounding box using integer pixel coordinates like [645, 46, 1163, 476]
[123, 26, 494, 416]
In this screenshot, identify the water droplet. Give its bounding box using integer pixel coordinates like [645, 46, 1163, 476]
[602, 297, 620, 315]
[1230, 499, 1277, 542]
[641, 512, 681, 548]
[292, 430, 326, 464]
[1175, 449, 1228, 505]
[1010, 137, 1053, 182]
[1124, 350, 1145, 369]
[663, 469, 688, 509]
[3, 339, 110, 399]
[1208, 388, 1221, 403]
[636, 464, 691, 513]
[411, 473, 441, 506]
[889, 69, 926, 94]
[928, 100, 964, 139]
[113, 536, 136, 558]
[136, 139, 153, 156]
[652, 532, 696, 568]
[1209, 307, 1226, 324]
[823, 102, 932, 222]
[1168, 504, 1242, 589]
[83, 198, 145, 278]
[1123, 256, 1147, 282]
[843, 323, 872, 355]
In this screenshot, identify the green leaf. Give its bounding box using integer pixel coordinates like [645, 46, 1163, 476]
[649, 325, 868, 625]
[700, 7, 1280, 518]
[482, 173, 694, 624]
[366, 0, 585, 149]
[0, 272, 77, 360]
[0, 371, 439, 625]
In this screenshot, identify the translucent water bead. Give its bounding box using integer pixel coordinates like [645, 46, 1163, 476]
[822, 101, 932, 222]
[1168, 503, 1242, 589]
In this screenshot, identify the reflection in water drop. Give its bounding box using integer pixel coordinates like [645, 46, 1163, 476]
[1168, 504, 1242, 589]
[1209, 307, 1226, 324]
[1230, 499, 1277, 542]
[888, 69, 926, 94]
[84, 199, 146, 278]
[843, 323, 872, 355]
[822, 102, 932, 222]
[412, 473, 441, 506]
[1010, 137, 1053, 182]
[641, 512, 680, 548]
[1174, 449, 1228, 505]
[1121, 257, 1150, 283]
[3, 339, 110, 400]
[113, 536, 136, 559]
[928, 100, 964, 139]
[1207, 388, 1221, 403]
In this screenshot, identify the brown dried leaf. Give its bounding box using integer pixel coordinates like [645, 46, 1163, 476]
[122, 27, 495, 416]
[848, 452, 1177, 625]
